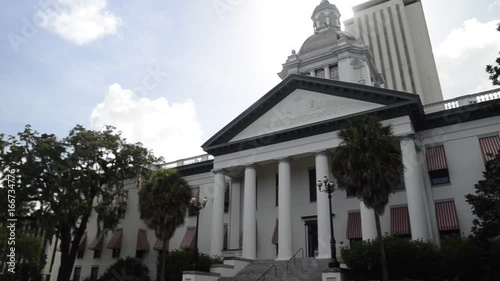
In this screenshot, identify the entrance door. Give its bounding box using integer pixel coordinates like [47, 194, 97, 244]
[306, 221, 318, 257]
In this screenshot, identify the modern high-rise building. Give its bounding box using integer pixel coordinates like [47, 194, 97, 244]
[344, 0, 443, 104]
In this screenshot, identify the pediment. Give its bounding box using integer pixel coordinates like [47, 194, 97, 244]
[202, 75, 422, 156]
[231, 89, 384, 141]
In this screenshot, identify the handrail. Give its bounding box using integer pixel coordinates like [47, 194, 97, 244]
[286, 248, 304, 273]
[256, 264, 277, 281]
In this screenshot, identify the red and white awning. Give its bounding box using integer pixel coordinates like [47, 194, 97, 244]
[479, 136, 500, 162]
[426, 145, 448, 171]
[435, 201, 459, 231]
[153, 238, 169, 251]
[390, 206, 411, 236]
[272, 220, 279, 245]
[180, 228, 196, 249]
[88, 232, 104, 251]
[107, 229, 123, 250]
[347, 211, 362, 239]
[136, 229, 150, 251]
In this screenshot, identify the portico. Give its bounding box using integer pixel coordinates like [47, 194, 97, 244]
[203, 75, 437, 260]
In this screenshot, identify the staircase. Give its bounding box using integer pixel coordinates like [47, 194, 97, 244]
[219, 258, 331, 281]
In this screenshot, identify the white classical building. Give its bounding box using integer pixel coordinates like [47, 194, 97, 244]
[48, 1, 500, 281]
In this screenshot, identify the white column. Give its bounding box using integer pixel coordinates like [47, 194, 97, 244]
[210, 170, 225, 256]
[400, 136, 430, 241]
[324, 66, 331, 79]
[315, 151, 331, 259]
[277, 158, 292, 260]
[310, 69, 316, 77]
[360, 202, 377, 240]
[229, 180, 241, 249]
[242, 165, 257, 259]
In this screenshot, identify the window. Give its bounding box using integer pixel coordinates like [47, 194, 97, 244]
[188, 187, 199, 216]
[73, 267, 81, 281]
[93, 250, 101, 259]
[395, 176, 405, 191]
[308, 168, 317, 202]
[77, 249, 84, 259]
[330, 65, 339, 80]
[426, 145, 450, 186]
[112, 249, 120, 258]
[90, 267, 99, 281]
[479, 135, 500, 163]
[275, 173, 279, 206]
[118, 191, 128, 219]
[316, 69, 325, 78]
[224, 183, 230, 213]
[135, 250, 145, 259]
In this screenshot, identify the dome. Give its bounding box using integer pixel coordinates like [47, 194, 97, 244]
[299, 29, 356, 56]
[299, 29, 339, 55]
[312, 0, 338, 18]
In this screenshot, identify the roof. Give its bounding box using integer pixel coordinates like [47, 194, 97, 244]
[202, 74, 424, 156]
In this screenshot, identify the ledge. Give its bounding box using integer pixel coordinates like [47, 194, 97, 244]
[182, 271, 221, 277]
[210, 264, 234, 269]
[223, 256, 254, 262]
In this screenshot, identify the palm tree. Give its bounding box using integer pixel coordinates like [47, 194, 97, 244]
[331, 115, 404, 281]
[138, 169, 192, 281]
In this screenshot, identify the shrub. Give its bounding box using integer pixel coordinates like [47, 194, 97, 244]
[97, 257, 151, 281]
[158, 249, 223, 281]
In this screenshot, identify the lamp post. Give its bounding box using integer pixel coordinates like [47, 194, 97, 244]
[190, 196, 207, 271]
[317, 176, 340, 270]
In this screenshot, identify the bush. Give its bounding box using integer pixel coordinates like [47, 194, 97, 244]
[96, 257, 151, 281]
[158, 249, 223, 281]
[341, 237, 500, 281]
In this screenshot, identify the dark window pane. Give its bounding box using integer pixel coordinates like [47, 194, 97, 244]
[224, 183, 230, 213]
[135, 250, 144, 259]
[77, 250, 84, 259]
[73, 267, 81, 281]
[93, 250, 101, 259]
[90, 267, 99, 281]
[429, 169, 450, 185]
[276, 173, 279, 206]
[112, 249, 120, 258]
[309, 168, 317, 202]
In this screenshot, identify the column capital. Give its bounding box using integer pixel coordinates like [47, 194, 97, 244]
[399, 134, 416, 142]
[212, 169, 227, 175]
[312, 150, 330, 157]
[275, 157, 292, 163]
[243, 163, 258, 169]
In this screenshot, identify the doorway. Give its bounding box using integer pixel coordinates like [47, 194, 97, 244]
[305, 220, 318, 257]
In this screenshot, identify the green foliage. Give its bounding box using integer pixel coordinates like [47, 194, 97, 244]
[465, 152, 500, 243]
[486, 24, 500, 85]
[1, 124, 158, 281]
[138, 169, 193, 281]
[158, 249, 223, 281]
[95, 257, 151, 281]
[342, 237, 500, 281]
[0, 227, 46, 280]
[331, 116, 404, 215]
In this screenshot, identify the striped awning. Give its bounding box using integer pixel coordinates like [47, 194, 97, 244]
[479, 136, 500, 162]
[390, 206, 411, 236]
[136, 229, 150, 251]
[153, 239, 169, 251]
[180, 228, 196, 249]
[426, 145, 448, 171]
[435, 201, 459, 231]
[79, 233, 87, 251]
[88, 232, 104, 251]
[272, 220, 279, 245]
[107, 230, 123, 250]
[347, 212, 362, 239]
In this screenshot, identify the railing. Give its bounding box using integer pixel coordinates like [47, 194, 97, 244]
[286, 248, 304, 273]
[423, 88, 500, 114]
[163, 154, 214, 169]
[256, 264, 277, 281]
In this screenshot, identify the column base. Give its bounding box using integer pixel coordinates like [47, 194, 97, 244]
[321, 269, 346, 281]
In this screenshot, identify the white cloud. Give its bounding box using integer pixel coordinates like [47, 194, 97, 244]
[434, 18, 500, 98]
[90, 84, 205, 162]
[38, 0, 122, 45]
[489, 1, 500, 12]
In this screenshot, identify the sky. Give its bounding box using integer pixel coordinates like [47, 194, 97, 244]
[1, 0, 500, 162]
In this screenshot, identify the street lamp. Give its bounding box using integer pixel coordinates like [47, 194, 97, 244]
[191, 196, 207, 271]
[317, 176, 340, 270]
